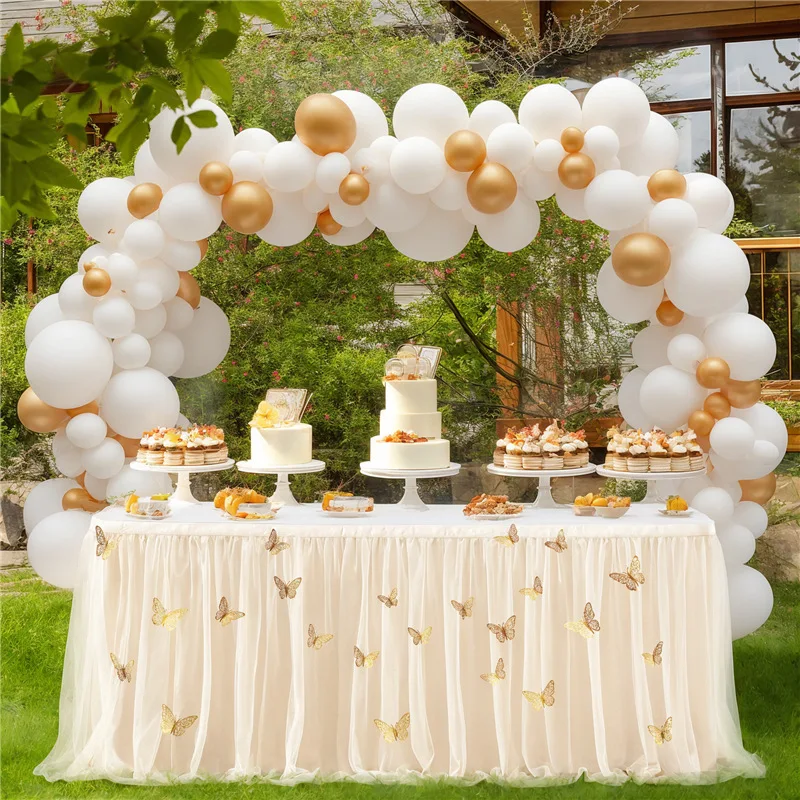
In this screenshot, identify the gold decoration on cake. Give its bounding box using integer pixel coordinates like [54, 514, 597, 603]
[545, 530, 568, 552]
[444, 129, 486, 172]
[94, 526, 117, 559]
[378, 587, 398, 608]
[17, 387, 67, 433]
[486, 615, 516, 643]
[609, 555, 645, 591]
[110, 652, 134, 682]
[126, 182, 163, 218]
[215, 596, 245, 626]
[407, 625, 432, 646]
[519, 576, 543, 600]
[265, 529, 290, 555]
[480, 658, 506, 685]
[451, 596, 474, 620]
[161, 704, 198, 737]
[151, 597, 188, 630]
[307, 623, 334, 650]
[612, 233, 671, 287]
[250, 401, 281, 429]
[523, 680, 555, 710]
[295, 93, 357, 156]
[467, 162, 517, 214]
[564, 602, 600, 638]
[647, 169, 686, 202]
[558, 152, 595, 190]
[643, 641, 664, 666]
[374, 712, 410, 743]
[274, 575, 302, 599]
[493, 523, 520, 547]
[354, 646, 380, 668]
[648, 717, 673, 745]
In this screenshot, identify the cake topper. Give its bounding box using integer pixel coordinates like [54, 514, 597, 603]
[263, 389, 308, 424]
[384, 344, 442, 379]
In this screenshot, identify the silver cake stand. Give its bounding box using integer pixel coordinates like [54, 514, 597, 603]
[487, 463, 597, 508]
[360, 462, 461, 511]
[130, 459, 235, 504]
[595, 465, 707, 503]
[236, 459, 326, 506]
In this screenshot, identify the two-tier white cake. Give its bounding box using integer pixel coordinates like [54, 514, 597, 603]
[248, 392, 312, 467]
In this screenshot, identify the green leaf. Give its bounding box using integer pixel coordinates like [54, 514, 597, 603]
[10, 70, 43, 112]
[1, 23, 24, 78]
[197, 28, 238, 59]
[179, 62, 203, 105]
[193, 58, 232, 103]
[6, 138, 48, 163]
[236, 1, 287, 26]
[171, 115, 191, 154]
[56, 50, 90, 82]
[187, 109, 218, 128]
[132, 84, 155, 109]
[143, 74, 183, 108]
[0, 197, 19, 232]
[215, 3, 242, 35]
[142, 35, 170, 68]
[17, 187, 56, 220]
[110, 116, 149, 161]
[28, 155, 82, 190]
[115, 42, 145, 71]
[174, 11, 205, 51]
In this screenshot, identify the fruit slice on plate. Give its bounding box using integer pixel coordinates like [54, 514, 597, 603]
[125, 494, 139, 514]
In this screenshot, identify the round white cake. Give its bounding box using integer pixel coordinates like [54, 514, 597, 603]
[369, 436, 450, 470]
[250, 423, 312, 467]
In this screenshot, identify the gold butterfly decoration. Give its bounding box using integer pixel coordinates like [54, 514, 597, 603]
[265, 529, 290, 556]
[451, 596, 474, 620]
[151, 598, 188, 630]
[609, 555, 645, 591]
[378, 587, 398, 608]
[215, 596, 245, 626]
[545, 530, 567, 553]
[407, 625, 432, 646]
[643, 641, 664, 667]
[307, 623, 334, 650]
[493, 523, 519, 547]
[374, 712, 410, 743]
[95, 526, 117, 560]
[523, 680, 555, 710]
[519, 576, 543, 600]
[480, 658, 506, 685]
[354, 646, 380, 668]
[161, 704, 198, 737]
[109, 652, 134, 683]
[274, 575, 302, 599]
[564, 602, 600, 639]
[487, 615, 516, 643]
[648, 717, 673, 745]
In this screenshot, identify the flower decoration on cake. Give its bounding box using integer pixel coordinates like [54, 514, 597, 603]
[250, 401, 281, 429]
[382, 430, 429, 443]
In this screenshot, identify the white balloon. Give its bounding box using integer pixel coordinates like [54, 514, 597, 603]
[77, 177, 134, 245]
[99, 367, 180, 438]
[133, 304, 167, 338]
[28, 510, 91, 589]
[106, 252, 138, 291]
[364, 181, 429, 232]
[555, 186, 589, 220]
[430, 169, 469, 211]
[302, 182, 329, 213]
[727, 565, 773, 639]
[163, 297, 194, 331]
[684, 173, 734, 232]
[352, 146, 391, 185]
[52, 430, 84, 477]
[105, 462, 172, 501]
[126, 280, 162, 311]
[521, 165, 559, 201]
[703, 313, 776, 381]
[393, 84, 469, 147]
[147, 330, 185, 375]
[262, 140, 317, 193]
[370, 135, 398, 159]
[58, 273, 97, 322]
[83, 473, 108, 503]
[23, 478, 79, 533]
[709, 472, 743, 504]
[316, 152, 351, 193]
[387, 206, 473, 262]
[617, 368, 653, 430]
[77, 244, 109, 272]
[160, 239, 202, 271]
[667, 333, 706, 372]
[228, 150, 264, 184]
[680, 473, 712, 503]
[389, 137, 446, 194]
[257, 191, 317, 246]
[710, 417, 756, 460]
[477, 195, 540, 253]
[172, 297, 230, 379]
[584, 170, 651, 230]
[639, 365, 706, 431]
[321, 219, 375, 246]
[328, 194, 367, 227]
[133, 140, 173, 189]
[333, 90, 389, 158]
[26, 320, 113, 408]
[647, 199, 698, 247]
[159, 183, 222, 241]
[595, 258, 662, 323]
[25, 294, 64, 346]
[112, 333, 151, 369]
[581, 78, 650, 146]
[732, 403, 788, 463]
[632, 324, 671, 371]
[234, 128, 277, 154]
[93, 295, 136, 339]
[533, 139, 566, 172]
[120, 219, 165, 260]
[82, 437, 125, 479]
[138, 260, 179, 301]
[519, 84, 581, 142]
[693, 486, 735, 524]
[65, 413, 107, 449]
[732, 501, 768, 538]
[617, 113, 680, 175]
[486, 123, 535, 174]
[581, 125, 620, 168]
[469, 100, 516, 141]
[717, 523, 756, 566]
[608, 221, 647, 250]
[753, 439, 780, 469]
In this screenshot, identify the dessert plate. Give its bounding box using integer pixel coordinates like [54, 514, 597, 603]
[318, 510, 375, 519]
[125, 510, 173, 521]
[466, 511, 524, 520]
[658, 509, 693, 517]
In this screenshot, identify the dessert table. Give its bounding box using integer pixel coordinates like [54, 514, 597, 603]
[36, 503, 763, 786]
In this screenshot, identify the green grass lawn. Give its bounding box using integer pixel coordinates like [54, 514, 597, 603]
[2, 567, 798, 800]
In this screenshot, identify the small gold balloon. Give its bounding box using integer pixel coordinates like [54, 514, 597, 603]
[704, 392, 731, 420]
[647, 169, 687, 202]
[688, 409, 715, 436]
[199, 161, 234, 196]
[696, 357, 730, 389]
[62, 487, 107, 513]
[444, 130, 486, 172]
[696, 433, 712, 452]
[466, 162, 517, 214]
[197, 238, 209, 258]
[75, 471, 87, 488]
[740, 472, 777, 506]
[82, 267, 111, 297]
[126, 182, 163, 218]
[114, 435, 140, 459]
[557, 152, 595, 190]
[612, 233, 671, 287]
[176, 271, 201, 309]
[656, 299, 684, 326]
[725, 378, 761, 409]
[295, 93, 357, 156]
[560, 127, 584, 154]
[66, 401, 99, 418]
[338, 173, 370, 206]
[17, 387, 67, 433]
[317, 209, 342, 236]
[222, 181, 273, 234]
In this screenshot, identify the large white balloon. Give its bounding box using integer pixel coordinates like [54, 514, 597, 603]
[364, 181, 430, 232]
[333, 90, 389, 157]
[133, 140, 174, 188]
[667, 333, 706, 373]
[25, 320, 113, 408]
[172, 297, 231, 379]
[387, 206, 473, 262]
[263, 140, 317, 193]
[684, 173, 735, 232]
[163, 297, 194, 331]
[233, 128, 277, 154]
[631, 324, 672, 372]
[710, 417, 756, 460]
[732, 403, 788, 463]
[106, 252, 138, 291]
[732, 501, 769, 538]
[99, 367, 180, 438]
[302, 183, 328, 214]
[583, 170, 652, 230]
[520, 165, 559, 202]
[728, 565, 773, 639]
[147, 330, 185, 375]
[23, 478, 79, 533]
[77, 177, 134, 245]
[430, 169, 469, 211]
[93, 295, 136, 339]
[121, 219, 166, 260]
[468, 100, 516, 141]
[315, 153, 351, 193]
[52, 432, 84, 477]
[257, 191, 317, 246]
[518, 84, 581, 142]
[486, 123, 535, 174]
[133, 304, 167, 338]
[595, 258, 662, 323]
[160, 239, 202, 271]
[139, 260, 179, 301]
[228, 150, 263, 184]
[617, 368, 653, 430]
[639, 365, 706, 431]
[581, 125, 620, 168]
[389, 137, 446, 194]
[159, 183, 222, 241]
[82, 437, 125, 479]
[25, 294, 64, 346]
[617, 112, 679, 174]
[554, 186, 589, 220]
[393, 84, 469, 146]
[680, 473, 712, 503]
[533, 139, 566, 172]
[112, 333, 151, 369]
[647, 199, 698, 247]
[321, 219, 375, 246]
[126, 280, 162, 311]
[581, 78, 650, 146]
[27, 510, 91, 589]
[476, 195, 540, 253]
[65, 413, 107, 450]
[704, 313, 776, 381]
[717, 523, 756, 566]
[328, 194, 367, 227]
[693, 486, 735, 524]
[105, 462, 172, 501]
[58, 273, 97, 322]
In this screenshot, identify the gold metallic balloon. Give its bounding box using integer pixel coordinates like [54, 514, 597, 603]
[696, 357, 730, 389]
[197, 238, 209, 258]
[696, 433, 711, 452]
[612, 233, 671, 287]
[704, 392, 731, 420]
[557, 152, 595, 190]
[66, 401, 99, 418]
[222, 181, 273, 234]
[17, 387, 67, 433]
[647, 169, 687, 202]
[444, 130, 486, 172]
[126, 182, 163, 218]
[317, 209, 342, 236]
[176, 271, 201, 309]
[725, 378, 761, 409]
[295, 93, 357, 156]
[83, 267, 111, 297]
[75, 471, 87, 488]
[688, 409, 715, 436]
[739, 472, 777, 505]
[114, 435, 141, 459]
[338, 173, 370, 206]
[62, 487, 107, 513]
[466, 162, 517, 214]
[199, 161, 234, 196]
[560, 127, 584, 154]
[655, 299, 683, 326]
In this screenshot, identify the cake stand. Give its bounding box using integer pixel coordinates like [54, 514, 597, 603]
[130, 459, 235, 504]
[595, 465, 707, 503]
[486, 463, 597, 508]
[360, 462, 461, 511]
[236, 459, 326, 506]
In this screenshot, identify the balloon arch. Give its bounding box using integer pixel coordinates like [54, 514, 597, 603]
[19, 78, 781, 636]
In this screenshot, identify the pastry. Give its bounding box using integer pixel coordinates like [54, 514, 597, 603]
[668, 431, 691, 472]
[626, 431, 649, 473]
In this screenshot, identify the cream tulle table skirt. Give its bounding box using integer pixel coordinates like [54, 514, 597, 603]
[35, 503, 763, 786]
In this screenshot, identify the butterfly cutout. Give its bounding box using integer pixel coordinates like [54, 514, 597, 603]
[643, 641, 663, 667]
[151, 598, 188, 630]
[95, 526, 117, 560]
[161, 704, 198, 737]
[564, 602, 600, 639]
[523, 679, 555, 710]
[307, 623, 334, 650]
[451, 596, 474, 620]
[109, 652, 134, 683]
[407, 625, 432, 646]
[648, 716, 673, 745]
[487, 615, 516, 643]
[493, 523, 519, 547]
[265, 529, 290, 556]
[374, 712, 410, 743]
[519, 576, 543, 600]
[215, 596, 245, 626]
[609, 555, 645, 591]
[480, 658, 506, 685]
[378, 587, 398, 608]
[274, 575, 302, 599]
[545, 530, 567, 552]
[354, 646, 380, 668]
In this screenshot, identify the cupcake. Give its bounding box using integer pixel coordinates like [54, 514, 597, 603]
[668, 431, 690, 472]
[493, 439, 507, 467]
[573, 430, 590, 466]
[612, 431, 630, 472]
[648, 433, 671, 472]
[184, 427, 205, 466]
[540, 421, 564, 469]
[146, 428, 165, 466]
[605, 425, 619, 468]
[163, 429, 186, 467]
[561, 438, 581, 469]
[137, 429, 152, 463]
[626, 431, 649, 473]
[521, 435, 543, 470]
[685, 429, 705, 471]
[504, 441, 523, 470]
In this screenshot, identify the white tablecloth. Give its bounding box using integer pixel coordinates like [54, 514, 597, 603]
[36, 503, 763, 786]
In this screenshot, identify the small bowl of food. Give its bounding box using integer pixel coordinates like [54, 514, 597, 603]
[125, 493, 172, 519]
[594, 495, 631, 518]
[323, 495, 375, 516]
[573, 493, 599, 515]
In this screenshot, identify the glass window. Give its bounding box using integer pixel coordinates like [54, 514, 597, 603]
[664, 111, 712, 173]
[725, 38, 800, 96]
[745, 253, 763, 318]
[762, 269, 790, 379]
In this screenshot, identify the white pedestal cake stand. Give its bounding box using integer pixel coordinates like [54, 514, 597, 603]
[360, 462, 461, 511]
[236, 459, 326, 506]
[487, 463, 597, 509]
[131, 459, 235, 504]
[595, 465, 707, 503]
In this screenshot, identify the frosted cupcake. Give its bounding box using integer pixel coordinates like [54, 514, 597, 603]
[504, 440, 523, 470]
[626, 431, 649, 473]
[163, 429, 186, 467]
[561, 437, 581, 469]
[493, 438, 507, 467]
[668, 431, 690, 472]
[540, 422, 564, 469]
[648, 433, 671, 472]
[685, 429, 705, 471]
[145, 428, 165, 466]
[573, 430, 590, 466]
[605, 425, 619, 468]
[522, 435, 543, 470]
[612, 431, 630, 472]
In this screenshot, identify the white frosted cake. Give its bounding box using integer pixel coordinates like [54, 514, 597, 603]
[248, 396, 312, 467]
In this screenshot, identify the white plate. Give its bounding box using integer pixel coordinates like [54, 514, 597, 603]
[595, 506, 630, 519]
[224, 512, 278, 522]
[125, 510, 172, 521]
[658, 508, 692, 517]
[318, 510, 375, 518]
[464, 510, 524, 520]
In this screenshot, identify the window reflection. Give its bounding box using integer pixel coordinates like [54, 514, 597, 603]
[664, 111, 711, 173]
[726, 38, 800, 96]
